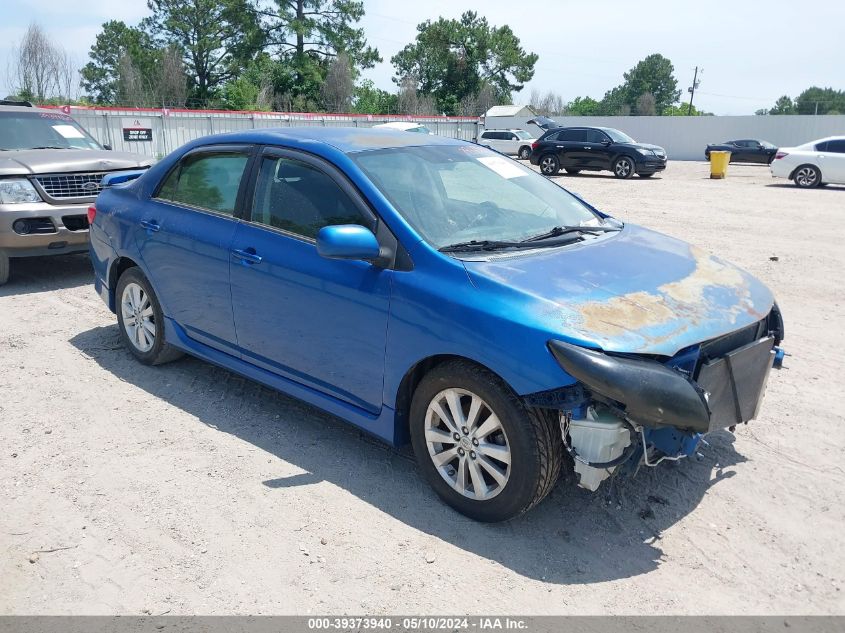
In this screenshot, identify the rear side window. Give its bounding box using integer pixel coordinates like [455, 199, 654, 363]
[251, 156, 372, 239]
[480, 132, 494, 140]
[815, 141, 829, 152]
[158, 152, 249, 215]
[825, 140, 845, 153]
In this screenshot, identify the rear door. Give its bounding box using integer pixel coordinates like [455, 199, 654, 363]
[228, 147, 392, 413]
[553, 129, 583, 168]
[137, 145, 253, 354]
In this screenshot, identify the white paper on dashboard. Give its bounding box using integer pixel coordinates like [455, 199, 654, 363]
[52, 124, 85, 139]
[476, 156, 527, 179]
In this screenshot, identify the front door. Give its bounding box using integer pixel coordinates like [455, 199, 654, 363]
[136, 146, 252, 354]
[229, 149, 392, 413]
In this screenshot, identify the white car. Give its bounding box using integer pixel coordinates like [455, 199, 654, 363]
[477, 128, 537, 159]
[372, 121, 432, 134]
[770, 136, 845, 188]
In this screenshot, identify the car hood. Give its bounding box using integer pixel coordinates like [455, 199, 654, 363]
[462, 224, 774, 356]
[0, 149, 153, 176]
[622, 142, 665, 153]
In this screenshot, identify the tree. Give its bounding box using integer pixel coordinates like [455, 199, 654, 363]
[769, 95, 795, 115]
[619, 54, 680, 114]
[320, 52, 354, 112]
[754, 108, 769, 116]
[144, 0, 265, 103]
[565, 96, 601, 116]
[80, 21, 159, 104]
[663, 103, 710, 116]
[635, 92, 656, 116]
[529, 89, 565, 116]
[794, 87, 845, 115]
[8, 23, 77, 102]
[259, 0, 380, 105]
[392, 11, 537, 115]
[397, 75, 436, 115]
[352, 80, 398, 114]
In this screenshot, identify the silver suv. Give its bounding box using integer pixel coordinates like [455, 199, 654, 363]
[0, 102, 153, 285]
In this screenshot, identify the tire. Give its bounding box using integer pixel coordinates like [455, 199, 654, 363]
[409, 360, 562, 522]
[517, 146, 531, 160]
[564, 168, 581, 175]
[115, 267, 183, 365]
[793, 164, 821, 188]
[0, 251, 9, 286]
[613, 156, 635, 179]
[639, 172, 655, 178]
[539, 154, 560, 176]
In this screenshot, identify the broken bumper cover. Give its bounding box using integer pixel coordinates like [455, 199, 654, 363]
[548, 336, 777, 434]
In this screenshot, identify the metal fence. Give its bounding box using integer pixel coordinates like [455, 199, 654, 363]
[57, 106, 481, 158]
[54, 106, 845, 161]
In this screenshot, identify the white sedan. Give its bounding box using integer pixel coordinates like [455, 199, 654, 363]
[770, 136, 845, 188]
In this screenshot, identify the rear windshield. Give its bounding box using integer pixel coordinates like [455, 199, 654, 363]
[0, 111, 101, 151]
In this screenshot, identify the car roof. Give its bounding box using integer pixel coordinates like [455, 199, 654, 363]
[185, 126, 466, 153]
[0, 104, 58, 114]
[482, 128, 527, 132]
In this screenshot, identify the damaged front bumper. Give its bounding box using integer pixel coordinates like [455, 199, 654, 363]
[536, 312, 785, 490]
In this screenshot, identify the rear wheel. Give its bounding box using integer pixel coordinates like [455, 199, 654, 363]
[518, 146, 531, 160]
[409, 360, 562, 522]
[564, 168, 581, 175]
[793, 165, 821, 188]
[0, 251, 8, 286]
[539, 154, 560, 176]
[116, 267, 183, 365]
[613, 156, 635, 179]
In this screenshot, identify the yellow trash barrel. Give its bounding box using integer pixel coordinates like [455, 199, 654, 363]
[709, 150, 731, 179]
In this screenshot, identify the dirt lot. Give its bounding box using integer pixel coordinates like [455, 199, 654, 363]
[1, 161, 843, 615]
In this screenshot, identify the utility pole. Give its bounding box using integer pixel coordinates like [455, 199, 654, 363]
[687, 66, 702, 115]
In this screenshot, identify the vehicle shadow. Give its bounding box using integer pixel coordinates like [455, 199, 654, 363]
[550, 173, 661, 181]
[765, 183, 844, 191]
[0, 253, 92, 297]
[70, 324, 748, 585]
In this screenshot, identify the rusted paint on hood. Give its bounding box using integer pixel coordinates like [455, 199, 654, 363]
[462, 225, 775, 356]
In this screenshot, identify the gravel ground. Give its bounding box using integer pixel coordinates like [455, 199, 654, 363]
[1, 161, 843, 615]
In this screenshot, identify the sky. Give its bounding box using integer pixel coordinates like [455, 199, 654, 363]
[1, 0, 843, 115]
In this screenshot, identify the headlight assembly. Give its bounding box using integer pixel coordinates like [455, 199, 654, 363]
[0, 178, 43, 204]
[636, 148, 656, 156]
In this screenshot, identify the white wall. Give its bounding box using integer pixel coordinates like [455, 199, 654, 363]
[550, 115, 845, 160]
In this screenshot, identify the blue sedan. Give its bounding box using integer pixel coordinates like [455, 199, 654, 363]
[89, 128, 784, 522]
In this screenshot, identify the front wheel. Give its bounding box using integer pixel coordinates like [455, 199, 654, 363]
[539, 154, 560, 176]
[517, 146, 531, 160]
[613, 156, 635, 179]
[409, 360, 562, 522]
[793, 165, 821, 188]
[116, 267, 184, 365]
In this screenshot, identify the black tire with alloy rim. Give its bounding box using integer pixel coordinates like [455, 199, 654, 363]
[116, 267, 184, 365]
[539, 154, 560, 176]
[793, 164, 821, 188]
[518, 146, 531, 160]
[564, 168, 581, 175]
[0, 250, 9, 286]
[409, 360, 562, 522]
[613, 156, 635, 179]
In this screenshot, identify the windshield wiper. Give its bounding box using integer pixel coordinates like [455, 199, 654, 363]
[521, 224, 620, 243]
[439, 233, 589, 253]
[27, 146, 70, 150]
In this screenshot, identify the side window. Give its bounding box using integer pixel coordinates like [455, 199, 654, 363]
[556, 129, 578, 142]
[815, 141, 829, 152]
[251, 156, 372, 239]
[480, 132, 493, 140]
[509, 133, 519, 140]
[824, 140, 845, 153]
[585, 130, 607, 143]
[157, 152, 248, 215]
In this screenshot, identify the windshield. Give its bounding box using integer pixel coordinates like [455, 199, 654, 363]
[602, 128, 636, 144]
[514, 130, 533, 140]
[410, 126, 431, 134]
[0, 111, 101, 151]
[760, 140, 776, 148]
[353, 144, 607, 250]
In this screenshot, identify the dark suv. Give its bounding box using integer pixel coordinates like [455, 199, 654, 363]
[530, 126, 667, 178]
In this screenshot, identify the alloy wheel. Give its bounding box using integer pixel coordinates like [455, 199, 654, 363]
[615, 158, 633, 178]
[424, 388, 511, 501]
[795, 166, 818, 187]
[540, 156, 557, 175]
[121, 282, 156, 352]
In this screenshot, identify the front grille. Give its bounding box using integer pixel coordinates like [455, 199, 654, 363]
[34, 172, 107, 200]
[62, 214, 89, 231]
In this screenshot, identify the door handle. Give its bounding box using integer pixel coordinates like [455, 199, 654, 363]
[232, 248, 263, 265]
[140, 220, 160, 233]
[584, 146, 592, 150]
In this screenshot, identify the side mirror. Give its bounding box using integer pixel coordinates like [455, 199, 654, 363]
[601, 139, 612, 146]
[316, 225, 381, 262]
[103, 144, 112, 151]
